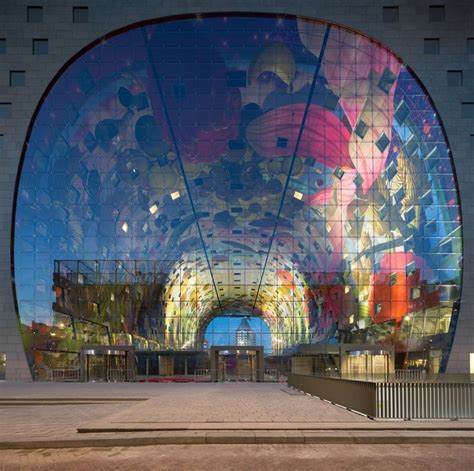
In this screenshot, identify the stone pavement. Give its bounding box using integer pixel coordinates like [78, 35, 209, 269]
[1, 382, 474, 448]
[1, 444, 474, 471]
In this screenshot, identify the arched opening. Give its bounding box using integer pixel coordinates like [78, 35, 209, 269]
[13, 13, 462, 381]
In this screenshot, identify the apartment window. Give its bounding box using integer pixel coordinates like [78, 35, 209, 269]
[429, 5, 445, 22]
[10, 71, 25, 87]
[0, 39, 5, 55]
[447, 70, 463, 87]
[424, 38, 440, 54]
[383, 6, 399, 23]
[27, 6, 43, 23]
[0, 103, 12, 119]
[462, 103, 474, 119]
[73, 6, 88, 23]
[0, 352, 5, 380]
[467, 38, 474, 54]
[32, 38, 48, 55]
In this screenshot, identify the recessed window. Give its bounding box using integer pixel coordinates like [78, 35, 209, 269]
[383, 6, 399, 23]
[410, 287, 421, 300]
[226, 70, 247, 87]
[467, 38, 474, 54]
[461, 102, 474, 119]
[424, 38, 440, 54]
[10, 71, 25, 87]
[389, 272, 397, 286]
[27, 6, 43, 23]
[429, 5, 445, 22]
[73, 6, 89, 23]
[32, 38, 48, 55]
[0, 352, 5, 380]
[0, 103, 12, 119]
[0, 39, 5, 55]
[447, 70, 463, 87]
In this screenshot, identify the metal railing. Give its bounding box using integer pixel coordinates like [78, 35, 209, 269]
[377, 381, 474, 419]
[288, 373, 474, 419]
[107, 368, 136, 382]
[194, 369, 212, 382]
[48, 368, 81, 382]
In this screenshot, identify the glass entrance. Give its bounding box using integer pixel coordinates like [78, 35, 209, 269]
[346, 352, 390, 381]
[82, 348, 133, 382]
[218, 350, 257, 381]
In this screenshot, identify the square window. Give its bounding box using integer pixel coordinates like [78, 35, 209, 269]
[226, 70, 247, 87]
[447, 70, 463, 87]
[394, 186, 406, 203]
[394, 100, 410, 124]
[385, 161, 398, 182]
[32, 38, 48, 55]
[354, 119, 369, 138]
[378, 204, 388, 220]
[410, 287, 421, 300]
[27, 6, 43, 23]
[389, 273, 397, 286]
[353, 173, 364, 188]
[323, 93, 339, 110]
[404, 205, 415, 224]
[378, 67, 397, 94]
[173, 82, 186, 99]
[429, 5, 445, 22]
[0, 103, 12, 119]
[406, 261, 416, 277]
[334, 166, 345, 180]
[228, 139, 244, 150]
[10, 71, 25, 87]
[383, 6, 399, 23]
[467, 38, 474, 54]
[461, 102, 474, 119]
[0, 39, 5, 55]
[276, 136, 288, 148]
[376, 132, 390, 152]
[73, 6, 88, 23]
[424, 38, 440, 54]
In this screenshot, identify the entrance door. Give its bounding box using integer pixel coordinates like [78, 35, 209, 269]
[85, 353, 128, 381]
[217, 350, 257, 381]
[211, 346, 264, 381]
[81, 347, 134, 382]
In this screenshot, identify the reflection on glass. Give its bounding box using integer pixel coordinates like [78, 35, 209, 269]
[14, 14, 462, 373]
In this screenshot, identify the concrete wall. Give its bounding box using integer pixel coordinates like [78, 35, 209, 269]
[1, 0, 473, 379]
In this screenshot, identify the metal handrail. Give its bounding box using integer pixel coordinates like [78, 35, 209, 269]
[107, 368, 136, 382]
[288, 373, 474, 419]
[48, 368, 81, 382]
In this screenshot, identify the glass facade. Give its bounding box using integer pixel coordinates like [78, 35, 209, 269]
[13, 14, 462, 374]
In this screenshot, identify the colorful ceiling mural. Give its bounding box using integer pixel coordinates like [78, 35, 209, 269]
[13, 14, 462, 369]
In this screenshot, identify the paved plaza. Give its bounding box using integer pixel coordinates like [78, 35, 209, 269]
[1, 382, 474, 450]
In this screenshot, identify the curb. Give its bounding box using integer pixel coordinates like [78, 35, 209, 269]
[1, 433, 474, 449]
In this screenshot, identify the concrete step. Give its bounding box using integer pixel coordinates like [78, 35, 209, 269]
[2, 430, 474, 449]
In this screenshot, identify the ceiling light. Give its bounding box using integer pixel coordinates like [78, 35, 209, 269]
[293, 191, 303, 200]
[149, 203, 158, 215]
[171, 191, 180, 200]
[121, 222, 128, 233]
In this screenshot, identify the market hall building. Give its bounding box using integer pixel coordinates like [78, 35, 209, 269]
[0, 0, 472, 382]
